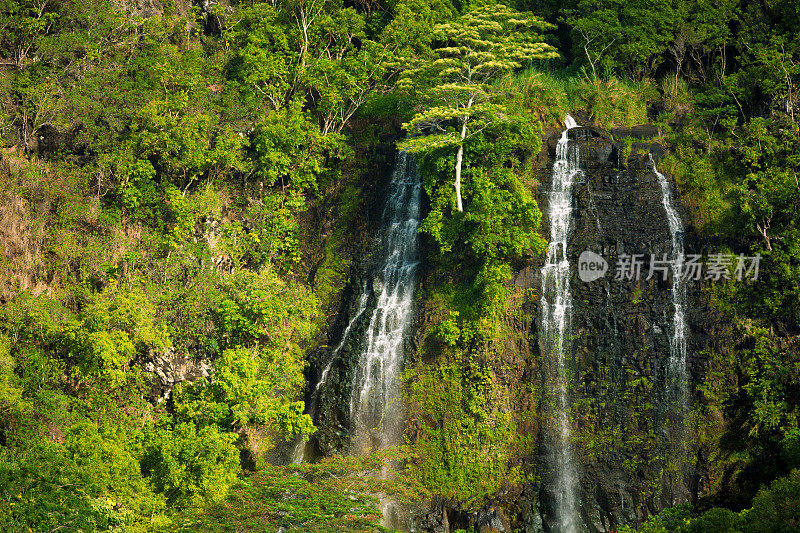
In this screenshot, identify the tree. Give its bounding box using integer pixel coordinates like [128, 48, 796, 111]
[399, 4, 557, 212]
[172, 268, 320, 445]
[668, 0, 736, 84]
[564, 5, 621, 79]
[0, 0, 58, 67]
[229, 0, 397, 134]
[140, 422, 240, 508]
[303, 5, 395, 135]
[744, 468, 800, 531]
[565, 0, 677, 80]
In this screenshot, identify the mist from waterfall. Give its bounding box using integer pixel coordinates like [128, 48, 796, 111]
[540, 115, 581, 533]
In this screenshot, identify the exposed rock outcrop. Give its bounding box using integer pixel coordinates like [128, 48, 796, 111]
[308, 119, 712, 532]
[143, 348, 212, 402]
[610, 124, 661, 140]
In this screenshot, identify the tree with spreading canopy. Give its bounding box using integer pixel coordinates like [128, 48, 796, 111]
[398, 3, 557, 212]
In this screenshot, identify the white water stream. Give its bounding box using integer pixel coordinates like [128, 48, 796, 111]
[349, 150, 421, 453]
[540, 115, 581, 532]
[650, 154, 688, 408]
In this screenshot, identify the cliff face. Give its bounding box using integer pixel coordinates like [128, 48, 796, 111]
[306, 121, 717, 532]
[519, 123, 715, 531]
[410, 123, 715, 532]
[305, 142, 400, 458]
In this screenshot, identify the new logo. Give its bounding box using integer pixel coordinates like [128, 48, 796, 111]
[578, 251, 608, 282]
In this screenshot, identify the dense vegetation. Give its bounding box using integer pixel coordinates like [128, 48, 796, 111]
[0, 0, 798, 531]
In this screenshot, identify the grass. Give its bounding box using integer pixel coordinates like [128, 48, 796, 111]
[169, 452, 425, 533]
[495, 67, 657, 129]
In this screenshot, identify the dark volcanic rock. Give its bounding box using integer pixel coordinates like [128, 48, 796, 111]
[199, 0, 230, 34]
[572, 133, 614, 164]
[550, 126, 616, 163]
[476, 506, 512, 533]
[568, 126, 610, 141]
[308, 146, 398, 457]
[415, 501, 450, 533]
[631, 124, 660, 139]
[627, 144, 653, 169]
[547, 132, 562, 157]
[530, 122, 709, 532]
[650, 143, 667, 163]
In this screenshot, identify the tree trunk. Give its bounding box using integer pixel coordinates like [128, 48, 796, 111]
[454, 118, 468, 212]
[585, 42, 597, 80]
[454, 142, 464, 212]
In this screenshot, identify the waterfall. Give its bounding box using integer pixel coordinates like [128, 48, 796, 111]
[650, 154, 688, 408]
[349, 150, 422, 453]
[316, 291, 371, 397]
[540, 115, 581, 532]
[294, 152, 421, 464]
[291, 292, 370, 464]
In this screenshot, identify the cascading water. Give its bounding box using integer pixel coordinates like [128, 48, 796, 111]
[293, 152, 421, 465]
[650, 154, 688, 408]
[291, 291, 371, 464]
[650, 155, 691, 504]
[349, 150, 421, 453]
[540, 115, 581, 532]
[316, 292, 371, 398]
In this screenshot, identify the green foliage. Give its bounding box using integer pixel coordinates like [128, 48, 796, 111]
[227, 1, 294, 111]
[0, 429, 168, 532]
[742, 468, 800, 532]
[64, 423, 167, 523]
[0, 335, 29, 437]
[0, 442, 128, 532]
[133, 96, 215, 191]
[415, 120, 545, 328]
[399, 3, 557, 210]
[496, 68, 654, 128]
[618, 504, 692, 533]
[698, 323, 800, 493]
[0, 0, 59, 67]
[227, 0, 396, 133]
[379, 0, 454, 58]
[685, 507, 741, 533]
[212, 268, 320, 350]
[171, 452, 423, 532]
[174, 346, 314, 439]
[434, 311, 461, 347]
[118, 158, 159, 216]
[241, 192, 306, 269]
[574, 76, 654, 127]
[173, 268, 319, 451]
[714, 117, 800, 330]
[252, 101, 345, 192]
[566, 0, 677, 80]
[2, 0, 800, 528]
[1, 285, 169, 389]
[140, 422, 240, 509]
[781, 429, 800, 469]
[404, 363, 524, 504]
[658, 146, 729, 233]
[625, 470, 800, 532]
[400, 88, 547, 509]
